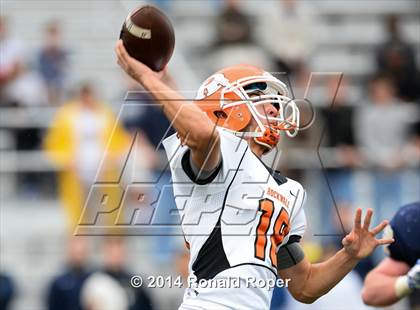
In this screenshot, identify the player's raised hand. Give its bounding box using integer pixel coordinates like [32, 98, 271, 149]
[115, 40, 166, 84]
[342, 208, 394, 259]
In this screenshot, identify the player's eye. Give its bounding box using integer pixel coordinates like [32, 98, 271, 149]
[248, 90, 264, 98]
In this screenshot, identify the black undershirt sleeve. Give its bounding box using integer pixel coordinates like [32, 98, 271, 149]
[277, 235, 305, 270]
[181, 149, 222, 185]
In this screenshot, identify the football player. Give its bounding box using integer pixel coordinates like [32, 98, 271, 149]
[115, 41, 394, 310]
[362, 202, 420, 307]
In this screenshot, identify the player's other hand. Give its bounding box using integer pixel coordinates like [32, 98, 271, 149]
[408, 259, 420, 291]
[342, 208, 394, 259]
[115, 40, 166, 84]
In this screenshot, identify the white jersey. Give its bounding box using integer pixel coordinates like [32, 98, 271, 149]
[163, 128, 307, 310]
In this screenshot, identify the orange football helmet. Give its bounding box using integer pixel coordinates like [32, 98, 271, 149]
[194, 64, 299, 150]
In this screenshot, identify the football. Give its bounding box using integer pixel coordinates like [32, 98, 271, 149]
[119, 5, 175, 72]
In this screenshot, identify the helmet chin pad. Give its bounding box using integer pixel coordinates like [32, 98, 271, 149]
[254, 125, 280, 151]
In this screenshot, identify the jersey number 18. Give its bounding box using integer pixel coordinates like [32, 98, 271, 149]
[254, 198, 290, 268]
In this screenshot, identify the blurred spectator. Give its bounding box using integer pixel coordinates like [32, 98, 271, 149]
[81, 238, 154, 310]
[123, 76, 178, 265]
[47, 237, 91, 310]
[258, 0, 316, 75]
[0, 272, 15, 310]
[214, 0, 252, 47]
[0, 16, 48, 196]
[81, 272, 128, 310]
[0, 16, 47, 107]
[375, 15, 420, 102]
[0, 15, 23, 106]
[0, 16, 46, 141]
[38, 20, 68, 105]
[210, 0, 270, 70]
[6, 61, 49, 197]
[43, 82, 130, 231]
[7, 62, 48, 150]
[321, 77, 357, 154]
[319, 77, 360, 232]
[355, 74, 417, 222]
[5, 65, 48, 107]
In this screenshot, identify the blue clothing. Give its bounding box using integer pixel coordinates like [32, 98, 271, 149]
[372, 171, 402, 224]
[38, 47, 67, 87]
[47, 266, 90, 310]
[388, 202, 420, 267]
[270, 286, 286, 310]
[320, 169, 355, 234]
[124, 94, 175, 150]
[0, 273, 15, 310]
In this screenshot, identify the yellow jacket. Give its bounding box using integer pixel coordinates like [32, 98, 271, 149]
[44, 100, 130, 232]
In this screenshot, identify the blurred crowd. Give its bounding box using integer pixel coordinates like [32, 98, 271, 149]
[1, 0, 419, 309]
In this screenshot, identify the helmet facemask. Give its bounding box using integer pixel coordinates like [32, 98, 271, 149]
[219, 73, 300, 150]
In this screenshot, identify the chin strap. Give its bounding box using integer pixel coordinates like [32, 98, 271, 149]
[253, 120, 298, 152]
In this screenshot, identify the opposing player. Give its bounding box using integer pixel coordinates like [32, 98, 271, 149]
[362, 202, 420, 307]
[115, 40, 394, 309]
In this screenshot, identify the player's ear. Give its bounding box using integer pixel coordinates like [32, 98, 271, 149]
[214, 110, 227, 119]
